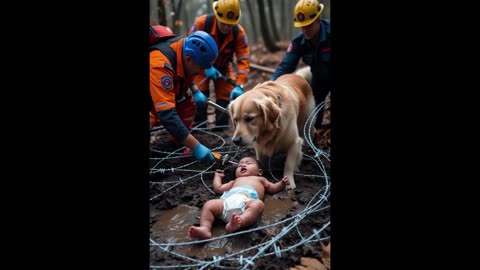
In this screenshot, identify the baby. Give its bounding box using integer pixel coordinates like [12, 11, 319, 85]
[188, 156, 289, 239]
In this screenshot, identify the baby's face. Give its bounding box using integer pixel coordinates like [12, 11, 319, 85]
[235, 157, 260, 177]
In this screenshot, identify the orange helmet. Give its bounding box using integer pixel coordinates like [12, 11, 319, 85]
[212, 0, 241, 25]
[293, 0, 324, 28]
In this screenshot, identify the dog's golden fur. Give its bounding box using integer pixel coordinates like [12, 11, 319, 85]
[228, 67, 315, 189]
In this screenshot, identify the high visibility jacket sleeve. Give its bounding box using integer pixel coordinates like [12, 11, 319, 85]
[187, 14, 205, 35]
[271, 32, 303, 81]
[150, 49, 190, 142]
[233, 24, 250, 86]
[157, 109, 190, 142]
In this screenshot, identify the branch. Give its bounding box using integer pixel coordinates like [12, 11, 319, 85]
[249, 63, 276, 73]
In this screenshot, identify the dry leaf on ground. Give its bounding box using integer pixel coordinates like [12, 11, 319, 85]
[321, 242, 331, 269]
[289, 257, 327, 270]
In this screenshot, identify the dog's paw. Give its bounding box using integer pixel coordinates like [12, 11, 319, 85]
[286, 184, 296, 190]
[287, 180, 296, 190]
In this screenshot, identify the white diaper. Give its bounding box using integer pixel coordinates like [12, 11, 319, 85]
[220, 186, 259, 223]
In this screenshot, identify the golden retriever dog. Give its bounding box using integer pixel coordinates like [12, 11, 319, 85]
[228, 67, 315, 189]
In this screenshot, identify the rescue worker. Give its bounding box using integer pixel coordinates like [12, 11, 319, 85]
[188, 0, 250, 130]
[271, 0, 331, 128]
[149, 30, 219, 162]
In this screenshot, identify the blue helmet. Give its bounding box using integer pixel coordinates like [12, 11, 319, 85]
[183, 30, 218, 69]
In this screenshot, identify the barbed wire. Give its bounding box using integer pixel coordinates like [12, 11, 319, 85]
[150, 107, 330, 269]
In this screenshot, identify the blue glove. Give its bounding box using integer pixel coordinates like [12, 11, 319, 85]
[204, 66, 222, 80]
[230, 85, 244, 100]
[193, 90, 207, 108]
[191, 143, 214, 162]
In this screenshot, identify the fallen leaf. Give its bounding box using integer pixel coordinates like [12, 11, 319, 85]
[290, 266, 309, 270]
[321, 242, 331, 269]
[289, 257, 327, 270]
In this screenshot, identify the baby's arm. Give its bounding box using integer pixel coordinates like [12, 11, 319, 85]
[213, 169, 235, 194]
[262, 176, 288, 194]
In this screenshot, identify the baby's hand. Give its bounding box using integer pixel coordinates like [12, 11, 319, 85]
[281, 176, 289, 185]
[215, 169, 225, 178]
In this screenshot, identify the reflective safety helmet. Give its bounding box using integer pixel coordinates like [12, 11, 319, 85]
[293, 0, 324, 28]
[212, 0, 241, 25]
[183, 30, 219, 69]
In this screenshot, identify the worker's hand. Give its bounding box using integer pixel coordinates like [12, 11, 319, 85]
[204, 66, 222, 80]
[230, 85, 244, 101]
[192, 90, 207, 108]
[191, 143, 214, 162]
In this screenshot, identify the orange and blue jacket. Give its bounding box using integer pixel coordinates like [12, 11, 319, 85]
[150, 37, 194, 142]
[188, 14, 250, 86]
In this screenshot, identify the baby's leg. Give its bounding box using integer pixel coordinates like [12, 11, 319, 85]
[225, 200, 264, 233]
[188, 199, 224, 239]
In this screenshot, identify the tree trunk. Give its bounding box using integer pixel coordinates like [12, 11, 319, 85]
[183, 2, 190, 34]
[267, 0, 280, 42]
[169, 0, 176, 30]
[157, 0, 167, 26]
[287, 0, 295, 39]
[257, 0, 279, 52]
[244, 0, 258, 43]
[280, 0, 289, 40]
[206, 0, 213, 13]
[172, 0, 183, 34]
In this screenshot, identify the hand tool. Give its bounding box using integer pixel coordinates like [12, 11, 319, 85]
[211, 152, 238, 166]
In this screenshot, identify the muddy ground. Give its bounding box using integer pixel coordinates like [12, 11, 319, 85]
[149, 42, 331, 269]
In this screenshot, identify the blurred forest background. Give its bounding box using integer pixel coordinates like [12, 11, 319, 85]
[149, 0, 330, 52]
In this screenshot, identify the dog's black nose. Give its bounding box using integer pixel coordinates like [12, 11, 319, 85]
[232, 137, 242, 146]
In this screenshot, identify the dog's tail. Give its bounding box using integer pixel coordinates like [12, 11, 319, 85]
[294, 66, 312, 85]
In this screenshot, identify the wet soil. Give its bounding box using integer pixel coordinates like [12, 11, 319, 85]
[149, 41, 331, 269]
[149, 126, 330, 269]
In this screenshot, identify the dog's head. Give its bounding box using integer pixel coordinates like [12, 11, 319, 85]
[228, 83, 281, 147]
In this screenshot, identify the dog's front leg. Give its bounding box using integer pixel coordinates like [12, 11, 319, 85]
[255, 150, 267, 168]
[284, 138, 304, 190]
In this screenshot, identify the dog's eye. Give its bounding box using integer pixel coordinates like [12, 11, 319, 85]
[244, 117, 254, 123]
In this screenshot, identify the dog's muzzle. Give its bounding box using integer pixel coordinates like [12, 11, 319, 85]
[232, 136, 256, 146]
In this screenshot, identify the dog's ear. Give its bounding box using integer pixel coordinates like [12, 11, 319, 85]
[257, 97, 280, 131]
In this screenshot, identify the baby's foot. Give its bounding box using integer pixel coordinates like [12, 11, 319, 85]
[188, 226, 212, 239]
[225, 212, 242, 233]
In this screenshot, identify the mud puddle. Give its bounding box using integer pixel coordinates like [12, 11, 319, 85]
[151, 193, 298, 259]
